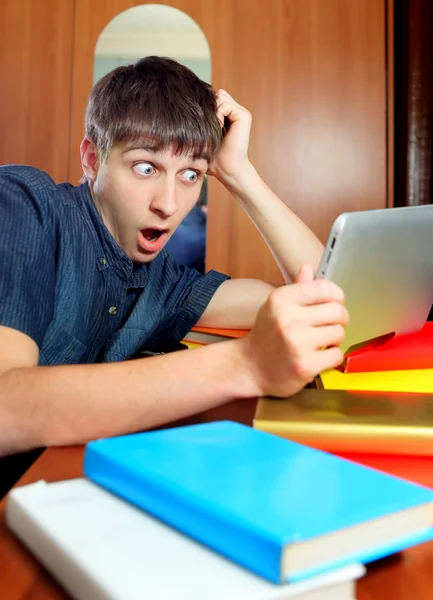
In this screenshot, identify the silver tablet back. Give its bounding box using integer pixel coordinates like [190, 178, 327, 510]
[317, 205, 433, 354]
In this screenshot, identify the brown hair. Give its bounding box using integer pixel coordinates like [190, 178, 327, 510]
[85, 56, 222, 161]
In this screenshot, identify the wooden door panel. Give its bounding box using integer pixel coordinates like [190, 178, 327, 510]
[0, 0, 74, 182]
[207, 0, 387, 279]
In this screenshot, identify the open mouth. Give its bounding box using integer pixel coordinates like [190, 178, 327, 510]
[142, 228, 164, 242]
[138, 228, 169, 253]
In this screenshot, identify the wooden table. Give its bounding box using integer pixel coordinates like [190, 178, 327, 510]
[2, 398, 433, 599]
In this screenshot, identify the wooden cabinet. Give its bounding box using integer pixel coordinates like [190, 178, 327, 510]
[0, 0, 389, 281]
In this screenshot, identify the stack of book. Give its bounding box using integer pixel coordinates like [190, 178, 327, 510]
[185, 324, 433, 455]
[184, 323, 433, 393]
[254, 323, 433, 455]
[318, 322, 433, 393]
[7, 421, 433, 600]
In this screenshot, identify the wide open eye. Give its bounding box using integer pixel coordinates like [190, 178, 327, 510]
[134, 162, 155, 176]
[181, 169, 199, 183]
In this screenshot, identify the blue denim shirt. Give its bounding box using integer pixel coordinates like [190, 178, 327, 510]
[0, 166, 228, 365]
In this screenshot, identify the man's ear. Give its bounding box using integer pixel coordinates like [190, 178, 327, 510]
[80, 137, 100, 181]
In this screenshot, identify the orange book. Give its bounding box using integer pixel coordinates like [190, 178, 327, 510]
[183, 326, 249, 345]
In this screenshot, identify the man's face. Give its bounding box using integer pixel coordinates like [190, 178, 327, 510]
[90, 142, 209, 263]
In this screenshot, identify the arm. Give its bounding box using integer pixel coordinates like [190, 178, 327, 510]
[0, 278, 347, 456]
[197, 91, 325, 330]
[222, 162, 324, 282]
[209, 90, 324, 284]
[0, 326, 256, 456]
[197, 278, 275, 329]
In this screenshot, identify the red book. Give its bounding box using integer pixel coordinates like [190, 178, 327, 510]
[343, 322, 433, 373]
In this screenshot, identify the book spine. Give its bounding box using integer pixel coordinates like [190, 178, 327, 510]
[253, 420, 433, 456]
[319, 370, 433, 393]
[84, 446, 283, 584]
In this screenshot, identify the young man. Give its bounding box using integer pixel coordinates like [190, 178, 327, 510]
[0, 57, 347, 458]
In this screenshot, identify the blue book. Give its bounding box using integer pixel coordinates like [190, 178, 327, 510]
[84, 421, 433, 584]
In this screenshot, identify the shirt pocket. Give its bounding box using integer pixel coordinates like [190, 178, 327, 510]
[39, 319, 87, 366]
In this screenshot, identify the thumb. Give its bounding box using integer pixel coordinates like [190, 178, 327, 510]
[294, 263, 315, 284]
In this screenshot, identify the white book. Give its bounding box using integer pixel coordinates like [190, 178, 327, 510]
[6, 479, 365, 600]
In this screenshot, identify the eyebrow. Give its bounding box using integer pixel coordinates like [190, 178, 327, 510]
[122, 144, 210, 163]
[122, 143, 160, 155]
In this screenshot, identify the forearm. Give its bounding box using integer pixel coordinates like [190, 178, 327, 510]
[223, 162, 324, 283]
[0, 341, 257, 456]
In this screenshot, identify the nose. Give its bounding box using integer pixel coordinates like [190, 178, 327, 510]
[149, 180, 178, 218]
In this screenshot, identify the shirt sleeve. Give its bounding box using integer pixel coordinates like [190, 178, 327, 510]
[0, 169, 56, 348]
[143, 250, 229, 351]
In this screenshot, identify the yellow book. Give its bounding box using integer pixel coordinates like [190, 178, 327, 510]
[254, 389, 433, 455]
[318, 367, 433, 393]
[182, 341, 202, 350]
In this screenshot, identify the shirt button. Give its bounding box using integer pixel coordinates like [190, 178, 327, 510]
[99, 257, 107, 266]
[108, 306, 118, 316]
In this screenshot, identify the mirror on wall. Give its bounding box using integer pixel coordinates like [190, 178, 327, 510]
[93, 5, 211, 273]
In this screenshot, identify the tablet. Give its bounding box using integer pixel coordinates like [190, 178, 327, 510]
[317, 205, 433, 354]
